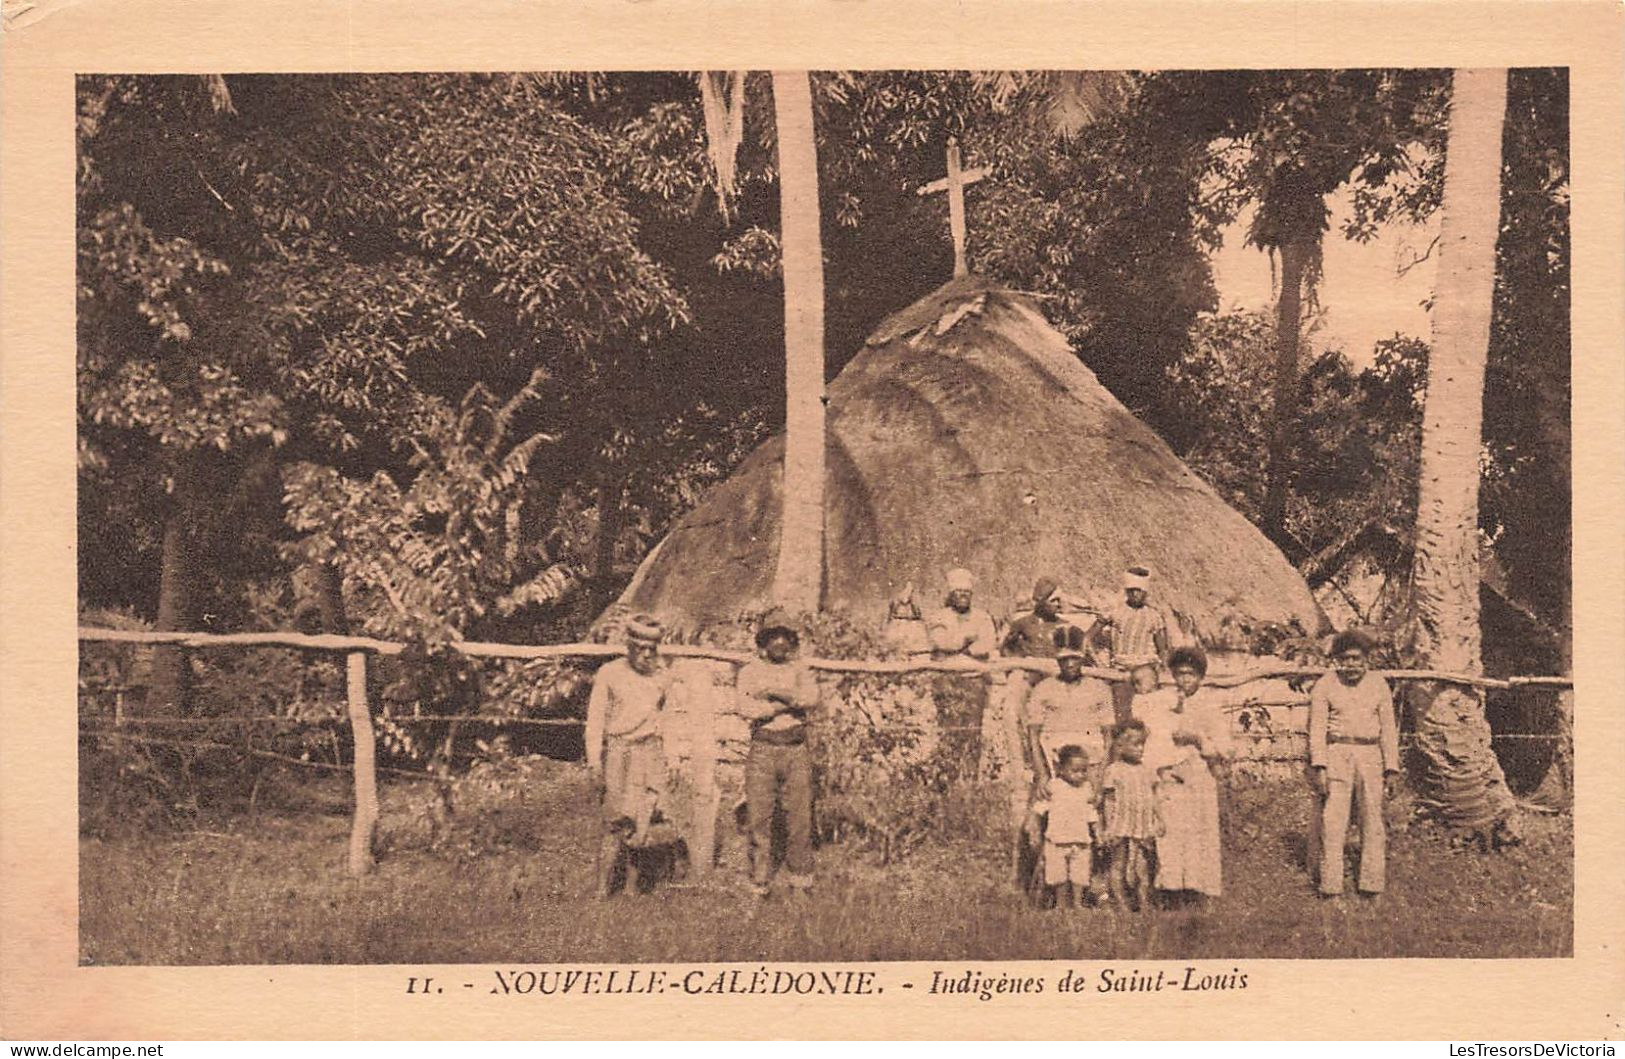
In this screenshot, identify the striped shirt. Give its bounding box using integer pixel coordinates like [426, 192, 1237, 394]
[1106, 601, 1170, 668]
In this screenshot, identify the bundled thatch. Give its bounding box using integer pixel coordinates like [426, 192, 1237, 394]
[616, 276, 1325, 646]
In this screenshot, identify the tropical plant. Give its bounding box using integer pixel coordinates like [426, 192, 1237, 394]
[77, 74, 692, 715]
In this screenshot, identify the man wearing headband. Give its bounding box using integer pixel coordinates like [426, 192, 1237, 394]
[585, 615, 671, 897]
[1003, 576, 1065, 659]
[926, 567, 997, 660]
[1085, 564, 1173, 722]
[1000, 576, 1066, 773]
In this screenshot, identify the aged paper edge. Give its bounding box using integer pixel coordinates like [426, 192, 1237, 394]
[2, 0, 1622, 1041]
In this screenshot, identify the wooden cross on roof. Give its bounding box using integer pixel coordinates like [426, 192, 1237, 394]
[916, 137, 989, 278]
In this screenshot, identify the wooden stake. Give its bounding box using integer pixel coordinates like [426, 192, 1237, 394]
[346, 651, 379, 877]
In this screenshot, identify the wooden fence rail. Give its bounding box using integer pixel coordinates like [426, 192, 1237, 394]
[77, 626, 1573, 689]
[78, 625, 1574, 877]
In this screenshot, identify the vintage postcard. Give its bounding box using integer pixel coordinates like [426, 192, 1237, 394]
[2, 0, 1622, 1042]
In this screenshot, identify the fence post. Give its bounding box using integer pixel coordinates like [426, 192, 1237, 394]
[346, 651, 379, 876]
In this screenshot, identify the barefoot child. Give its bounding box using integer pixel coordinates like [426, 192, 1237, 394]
[1101, 718, 1161, 912]
[1024, 745, 1099, 909]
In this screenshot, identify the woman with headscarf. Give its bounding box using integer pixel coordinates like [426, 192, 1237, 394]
[1131, 646, 1231, 901]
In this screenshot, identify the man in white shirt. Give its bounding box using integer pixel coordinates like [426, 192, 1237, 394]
[584, 615, 670, 896]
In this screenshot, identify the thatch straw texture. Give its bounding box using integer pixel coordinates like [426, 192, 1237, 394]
[616, 277, 1325, 645]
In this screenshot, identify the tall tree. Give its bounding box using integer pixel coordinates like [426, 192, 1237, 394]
[695, 71, 827, 613]
[1408, 68, 1517, 837]
[1168, 70, 1449, 553]
[767, 71, 827, 612]
[1250, 167, 1328, 547]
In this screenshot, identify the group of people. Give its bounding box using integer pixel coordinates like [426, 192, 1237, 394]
[584, 565, 1402, 907]
[585, 608, 819, 898]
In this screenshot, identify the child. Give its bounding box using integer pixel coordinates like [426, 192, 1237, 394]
[1024, 744, 1098, 909]
[1100, 719, 1161, 912]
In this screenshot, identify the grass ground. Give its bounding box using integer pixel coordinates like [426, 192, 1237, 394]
[79, 762, 1572, 965]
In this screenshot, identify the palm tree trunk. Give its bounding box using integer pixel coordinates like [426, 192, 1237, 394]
[1261, 233, 1311, 548]
[769, 70, 826, 613]
[1409, 68, 1516, 835]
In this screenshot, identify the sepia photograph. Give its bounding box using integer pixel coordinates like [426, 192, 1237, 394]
[67, 65, 1578, 969]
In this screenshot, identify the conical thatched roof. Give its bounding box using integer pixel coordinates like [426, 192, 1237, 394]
[616, 276, 1325, 645]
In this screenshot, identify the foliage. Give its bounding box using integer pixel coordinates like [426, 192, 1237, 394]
[1167, 311, 1425, 576]
[815, 674, 951, 864]
[75, 70, 1571, 784]
[77, 74, 692, 642]
[282, 367, 562, 645]
[78, 589, 353, 836]
[386, 753, 583, 857]
[1481, 69, 1571, 640]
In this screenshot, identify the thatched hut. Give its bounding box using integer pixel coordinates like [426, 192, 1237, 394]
[617, 276, 1324, 648]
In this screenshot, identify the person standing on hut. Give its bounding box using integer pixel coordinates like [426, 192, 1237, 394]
[1086, 565, 1174, 723]
[584, 615, 671, 898]
[1133, 646, 1230, 904]
[734, 608, 821, 898]
[927, 567, 999, 781]
[927, 567, 997, 660]
[1307, 630, 1399, 899]
[993, 576, 1064, 779]
[1004, 576, 1066, 661]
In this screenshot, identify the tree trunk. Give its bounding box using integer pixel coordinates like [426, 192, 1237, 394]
[595, 464, 624, 610]
[1409, 68, 1517, 835]
[769, 70, 826, 614]
[314, 561, 348, 635]
[1528, 601, 1573, 808]
[1261, 233, 1311, 550]
[147, 457, 201, 715]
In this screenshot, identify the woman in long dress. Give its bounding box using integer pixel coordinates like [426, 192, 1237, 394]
[1131, 647, 1231, 900]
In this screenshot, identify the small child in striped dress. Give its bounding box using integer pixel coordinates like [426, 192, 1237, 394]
[1101, 718, 1161, 912]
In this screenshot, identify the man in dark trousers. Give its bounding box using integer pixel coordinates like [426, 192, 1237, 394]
[734, 608, 820, 898]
